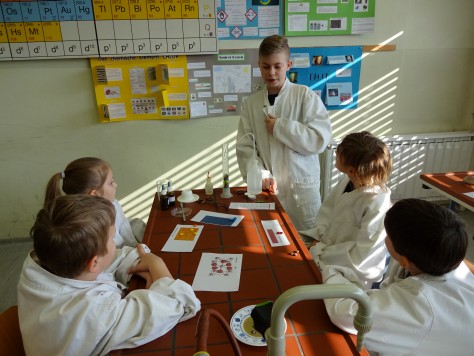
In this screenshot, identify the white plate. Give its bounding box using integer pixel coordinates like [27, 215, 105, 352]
[230, 305, 267, 347]
[177, 193, 199, 203]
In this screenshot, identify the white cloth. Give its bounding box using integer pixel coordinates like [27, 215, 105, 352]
[302, 176, 391, 288]
[113, 200, 143, 247]
[17, 247, 201, 356]
[322, 261, 474, 355]
[236, 78, 332, 230]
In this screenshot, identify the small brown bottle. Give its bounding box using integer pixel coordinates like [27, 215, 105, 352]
[160, 184, 168, 210]
[167, 180, 176, 207]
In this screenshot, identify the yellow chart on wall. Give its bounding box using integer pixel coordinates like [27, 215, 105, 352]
[90, 56, 189, 122]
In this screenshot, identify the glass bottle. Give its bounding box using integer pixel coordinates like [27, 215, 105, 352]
[160, 184, 168, 210]
[167, 180, 176, 207]
[205, 172, 213, 195]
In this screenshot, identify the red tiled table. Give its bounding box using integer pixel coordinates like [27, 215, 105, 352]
[420, 171, 474, 212]
[112, 188, 368, 356]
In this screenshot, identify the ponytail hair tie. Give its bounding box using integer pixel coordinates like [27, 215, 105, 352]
[60, 172, 65, 179]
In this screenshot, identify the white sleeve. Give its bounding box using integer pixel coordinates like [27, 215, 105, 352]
[236, 101, 269, 182]
[106, 246, 142, 285]
[322, 265, 431, 354]
[273, 89, 331, 155]
[101, 277, 201, 354]
[113, 200, 140, 247]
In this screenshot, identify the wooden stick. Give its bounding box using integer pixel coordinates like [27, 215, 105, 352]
[362, 44, 396, 52]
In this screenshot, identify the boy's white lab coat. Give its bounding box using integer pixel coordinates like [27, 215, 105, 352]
[302, 175, 391, 288]
[322, 261, 474, 355]
[17, 246, 201, 356]
[236, 78, 331, 230]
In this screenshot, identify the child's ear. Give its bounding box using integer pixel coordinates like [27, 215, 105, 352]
[86, 256, 101, 273]
[398, 255, 410, 269]
[89, 189, 98, 197]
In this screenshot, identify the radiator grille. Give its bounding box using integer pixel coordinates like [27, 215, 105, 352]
[321, 132, 474, 201]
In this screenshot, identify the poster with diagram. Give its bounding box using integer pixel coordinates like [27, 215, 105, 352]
[216, 0, 281, 40]
[187, 48, 264, 118]
[288, 45, 362, 110]
[90, 56, 190, 122]
[285, 0, 375, 37]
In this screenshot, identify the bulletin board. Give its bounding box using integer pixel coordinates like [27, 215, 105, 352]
[90, 56, 190, 122]
[90, 45, 363, 122]
[187, 48, 264, 118]
[216, 0, 281, 40]
[285, 0, 375, 36]
[0, 0, 217, 61]
[288, 46, 362, 110]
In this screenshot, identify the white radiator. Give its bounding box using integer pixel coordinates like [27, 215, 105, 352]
[321, 132, 474, 201]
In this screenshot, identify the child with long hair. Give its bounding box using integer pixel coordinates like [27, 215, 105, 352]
[301, 131, 392, 288]
[44, 157, 144, 247]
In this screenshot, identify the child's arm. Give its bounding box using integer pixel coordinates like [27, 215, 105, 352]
[128, 244, 173, 284]
[272, 89, 331, 155]
[321, 265, 431, 355]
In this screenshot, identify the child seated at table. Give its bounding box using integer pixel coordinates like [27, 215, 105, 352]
[322, 198, 474, 354]
[44, 157, 144, 248]
[301, 131, 392, 288]
[17, 194, 201, 355]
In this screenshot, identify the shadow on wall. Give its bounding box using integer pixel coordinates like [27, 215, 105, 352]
[120, 131, 244, 222]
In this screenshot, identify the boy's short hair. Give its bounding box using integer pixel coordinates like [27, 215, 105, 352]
[259, 35, 290, 60]
[384, 198, 467, 276]
[31, 194, 115, 278]
[337, 131, 392, 187]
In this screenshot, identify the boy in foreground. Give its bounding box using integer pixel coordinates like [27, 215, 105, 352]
[17, 195, 200, 355]
[323, 198, 474, 354]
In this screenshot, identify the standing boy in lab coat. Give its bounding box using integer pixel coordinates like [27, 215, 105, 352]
[236, 35, 332, 231]
[323, 199, 474, 355]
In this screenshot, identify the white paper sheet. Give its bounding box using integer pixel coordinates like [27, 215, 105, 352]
[161, 224, 204, 252]
[261, 220, 290, 247]
[191, 210, 244, 227]
[229, 202, 275, 210]
[192, 253, 243, 291]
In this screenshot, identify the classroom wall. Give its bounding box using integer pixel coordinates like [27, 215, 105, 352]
[1, 0, 474, 239]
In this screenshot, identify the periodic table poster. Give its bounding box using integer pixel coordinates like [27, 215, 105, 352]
[0, 0, 217, 61]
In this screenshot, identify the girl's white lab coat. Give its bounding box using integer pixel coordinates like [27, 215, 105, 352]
[302, 175, 391, 288]
[17, 246, 201, 356]
[113, 199, 143, 247]
[322, 261, 474, 355]
[236, 78, 331, 230]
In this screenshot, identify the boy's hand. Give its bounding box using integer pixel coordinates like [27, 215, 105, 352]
[262, 178, 277, 192]
[128, 245, 174, 287]
[264, 114, 277, 135]
[133, 271, 153, 289]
